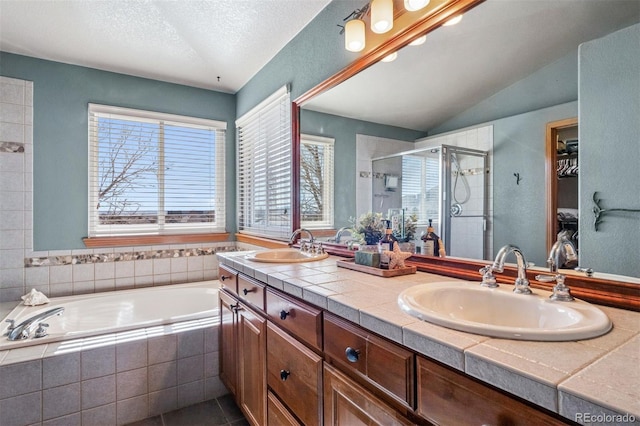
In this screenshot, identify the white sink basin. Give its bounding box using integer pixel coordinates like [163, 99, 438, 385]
[398, 282, 612, 341]
[245, 248, 329, 263]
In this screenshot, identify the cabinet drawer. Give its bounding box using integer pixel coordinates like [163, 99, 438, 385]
[267, 391, 302, 426]
[238, 275, 265, 311]
[267, 322, 323, 426]
[266, 288, 322, 351]
[218, 264, 238, 296]
[417, 355, 567, 425]
[324, 314, 414, 410]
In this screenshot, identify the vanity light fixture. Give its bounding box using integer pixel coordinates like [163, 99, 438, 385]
[404, 0, 430, 12]
[371, 0, 394, 33]
[443, 14, 463, 26]
[345, 18, 366, 52]
[381, 52, 398, 62]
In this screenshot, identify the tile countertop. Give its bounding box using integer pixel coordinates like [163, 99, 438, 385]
[219, 251, 640, 425]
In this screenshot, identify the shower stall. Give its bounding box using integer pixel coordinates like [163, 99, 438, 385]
[371, 144, 489, 259]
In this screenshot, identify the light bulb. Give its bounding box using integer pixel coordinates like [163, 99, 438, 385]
[404, 0, 430, 12]
[381, 52, 398, 63]
[345, 19, 365, 52]
[371, 0, 393, 34]
[443, 15, 463, 26]
[409, 35, 427, 46]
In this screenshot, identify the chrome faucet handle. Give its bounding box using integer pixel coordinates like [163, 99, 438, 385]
[574, 267, 594, 277]
[34, 323, 50, 338]
[299, 241, 308, 252]
[535, 274, 574, 302]
[479, 265, 498, 288]
[5, 319, 15, 330]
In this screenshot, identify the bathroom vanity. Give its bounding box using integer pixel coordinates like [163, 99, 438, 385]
[216, 252, 639, 425]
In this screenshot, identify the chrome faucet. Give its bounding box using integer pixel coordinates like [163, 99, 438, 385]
[5, 307, 64, 341]
[333, 227, 354, 244]
[547, 234, 578, 273]
[288, 228, 315, 247]
[534, 235, 578, 302]
[489, 244, 532, 294]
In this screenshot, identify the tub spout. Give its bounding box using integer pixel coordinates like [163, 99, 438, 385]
[6, 307, 64, 341]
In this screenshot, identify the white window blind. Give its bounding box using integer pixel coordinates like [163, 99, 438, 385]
[402, 154, 439, 225]
[300, 134, 334, 229]
[88, 104, 226, 237]
[236, 86, 292, 239]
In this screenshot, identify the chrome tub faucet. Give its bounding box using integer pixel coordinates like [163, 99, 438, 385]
[5, 307, 65, 341]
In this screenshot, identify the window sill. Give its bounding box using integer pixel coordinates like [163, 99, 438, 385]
[83, 233, 231, 248]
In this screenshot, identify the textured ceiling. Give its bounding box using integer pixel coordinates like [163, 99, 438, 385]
[0, 0, 331, 93]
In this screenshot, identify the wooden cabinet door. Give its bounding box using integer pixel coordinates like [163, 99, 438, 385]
[219, 290, 238, 398]
[417, 356, 568, 426]
[323, 363, 415, 426]
[238, 303, 267, 426]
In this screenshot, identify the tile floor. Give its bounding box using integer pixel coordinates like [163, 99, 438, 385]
[126, 394, 249, 426]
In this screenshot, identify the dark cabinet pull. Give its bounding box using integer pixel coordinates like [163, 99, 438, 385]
[345, 347, 360, 363]
[280, 369, 291, 381]
[230, 303, 241, 313]
[220, 275, 230, 281]
[242, 288, 251, 296]
[280, 310, 290, 320]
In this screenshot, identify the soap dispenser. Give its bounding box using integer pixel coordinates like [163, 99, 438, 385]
[421, 219, 445, 257]
[379, 220, 397, 269]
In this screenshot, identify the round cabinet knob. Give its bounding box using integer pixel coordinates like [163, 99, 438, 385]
[220, 275, 230, 281]
[279, 310, 290, 320]
[242, 288, 250, 296]
[345, 347, 360, 363]
[280, 369, 291, 381]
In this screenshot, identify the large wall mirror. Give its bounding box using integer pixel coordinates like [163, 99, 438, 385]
[297, 0, 640, 286]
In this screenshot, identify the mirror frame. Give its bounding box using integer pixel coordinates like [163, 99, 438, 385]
[291, 0, 639, 311]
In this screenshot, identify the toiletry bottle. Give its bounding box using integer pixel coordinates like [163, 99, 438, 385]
[379, 220, 397, 269]
[421, 219, 441, 257]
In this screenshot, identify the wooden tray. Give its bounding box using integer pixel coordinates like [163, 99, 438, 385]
[336, 258, 417, 277]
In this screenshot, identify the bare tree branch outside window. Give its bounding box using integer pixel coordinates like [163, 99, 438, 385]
[300, 143, 324, 221]
[97, 121, 159, 225]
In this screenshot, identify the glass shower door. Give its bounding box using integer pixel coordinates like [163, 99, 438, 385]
[442, 145, 488, 260]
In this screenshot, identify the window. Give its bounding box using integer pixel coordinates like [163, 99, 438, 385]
[236, 86, 292, 239]
[402, 154, 440, 225]
[300, 134, 334, 229]
[88, 104, 226, 237]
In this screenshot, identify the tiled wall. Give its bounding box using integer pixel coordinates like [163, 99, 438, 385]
[0, 320, 225, 425]
[0, 76, 236, 303]
[0, 76, 33, 303]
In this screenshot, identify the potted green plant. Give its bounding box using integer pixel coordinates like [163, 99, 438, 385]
[350, 212, 384, 245]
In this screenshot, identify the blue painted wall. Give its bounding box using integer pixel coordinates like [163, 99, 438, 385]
[0, 52, 236, 250]
[579, 23, 640, 277]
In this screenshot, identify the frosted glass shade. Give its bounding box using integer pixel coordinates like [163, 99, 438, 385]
[345, 19, 366, 52]
[371, 0, 393, 34]
[443, 15, 463, 26]
[381, 52, 398, 62]
[404, 0, 430, 12]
